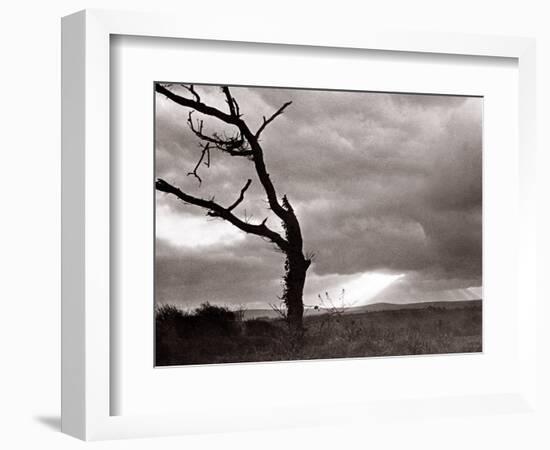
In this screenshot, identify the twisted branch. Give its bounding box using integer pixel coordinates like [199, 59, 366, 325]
[186, 143, 210, 185]
[227, 179, 252, 211]
[187, 111, 252, 157]
[156, 178, 289, 251]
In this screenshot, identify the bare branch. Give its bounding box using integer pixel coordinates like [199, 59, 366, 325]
[187, 111, 253, 157]
[156, 83, 238, 125]
[156, 178, 289, 252]
[187, 143, 211, 185]
[227, 179, 252, 211]
[179, 84, 201, 102]
[221, 86, 240, 117]
[256, 101, 292, 138]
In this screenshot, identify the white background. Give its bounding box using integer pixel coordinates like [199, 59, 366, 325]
[1, 1, 549, 449]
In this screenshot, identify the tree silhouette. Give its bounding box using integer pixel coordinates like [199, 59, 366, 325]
[156, 83, 312, 332]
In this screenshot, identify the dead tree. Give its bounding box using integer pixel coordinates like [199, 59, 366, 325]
[155, 83, 312, 333]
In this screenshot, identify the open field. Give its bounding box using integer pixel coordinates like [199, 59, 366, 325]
[155, 301, 482, 366]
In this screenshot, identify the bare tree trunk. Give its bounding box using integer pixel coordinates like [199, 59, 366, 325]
[284, 254, 309, 333]
[281, 196, 311, 333]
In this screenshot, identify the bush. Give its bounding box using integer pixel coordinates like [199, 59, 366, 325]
[194, 302, 236, 322]
[155, 304, 186, 365]
[156, 302, 241, 340]
[155, 304, 185, 323]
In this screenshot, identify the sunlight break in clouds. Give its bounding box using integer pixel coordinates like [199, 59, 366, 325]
[156, 203, 244, 248]
[303, 271, 404, 308]
[338, 272, 405, 306]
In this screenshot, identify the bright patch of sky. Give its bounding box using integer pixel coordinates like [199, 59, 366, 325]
[156, 203, 244, 248]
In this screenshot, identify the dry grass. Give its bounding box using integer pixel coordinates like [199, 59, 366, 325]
[155, 303, 482, 366]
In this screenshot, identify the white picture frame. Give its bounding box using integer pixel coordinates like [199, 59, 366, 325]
[61, 9, 538, 441]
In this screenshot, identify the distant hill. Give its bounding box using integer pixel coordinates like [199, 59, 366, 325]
[242, 299, 482, 320]
[345, 299, 481, 314]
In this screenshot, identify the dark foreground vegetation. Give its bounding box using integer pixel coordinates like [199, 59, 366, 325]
[155, 302, 482, 366]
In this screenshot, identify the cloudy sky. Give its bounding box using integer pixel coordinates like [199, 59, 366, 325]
[155, 84, 482, 310]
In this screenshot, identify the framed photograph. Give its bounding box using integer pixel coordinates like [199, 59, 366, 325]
[62, 9, 538, 441]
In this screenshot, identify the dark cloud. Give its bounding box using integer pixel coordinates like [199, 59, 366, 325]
[155, 84, 482, 308]
[155, 237, 285, 307]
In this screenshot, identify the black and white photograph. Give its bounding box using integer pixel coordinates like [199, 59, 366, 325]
[154, 83, 483, 366]
[3, 0, 545, 446]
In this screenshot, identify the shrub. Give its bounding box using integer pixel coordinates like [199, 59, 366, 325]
[155, 304, 186, 365]
[194, 302, 236, 322]
[155, 304, 185, 323]
[162, 302, 239, 339]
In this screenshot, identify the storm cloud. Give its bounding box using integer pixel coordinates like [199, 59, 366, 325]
[155, 84, 482, 309]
